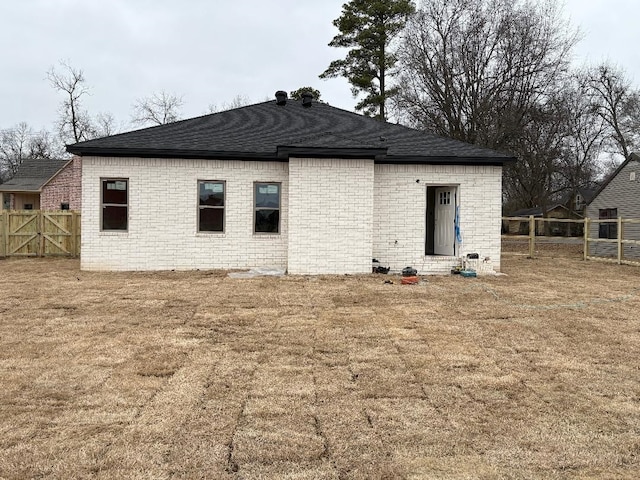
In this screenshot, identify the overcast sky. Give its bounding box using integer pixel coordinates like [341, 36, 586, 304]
[1, 0, 638, 134]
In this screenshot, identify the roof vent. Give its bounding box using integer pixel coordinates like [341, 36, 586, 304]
[301, 92, 313, 108]
[275, 90, 288, 106]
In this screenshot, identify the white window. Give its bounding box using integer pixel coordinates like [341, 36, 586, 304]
[439, 191, 451, 205]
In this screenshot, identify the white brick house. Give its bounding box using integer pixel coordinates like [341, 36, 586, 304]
[68, 91, 514, 274]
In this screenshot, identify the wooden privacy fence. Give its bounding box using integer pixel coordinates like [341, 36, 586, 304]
[0, 210, 81, 258]
[502, 215, 640, 266]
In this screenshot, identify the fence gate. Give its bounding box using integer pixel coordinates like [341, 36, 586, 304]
[42, 212, 77, 256]
[1, 210, 80, 258]
[6, 211, 39, 256]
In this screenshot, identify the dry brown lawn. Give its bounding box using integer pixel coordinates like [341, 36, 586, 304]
[0, 252, 639, 479]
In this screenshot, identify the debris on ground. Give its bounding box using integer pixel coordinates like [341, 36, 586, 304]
[228, 267, 286, 278]
[401, 276, 420, 285]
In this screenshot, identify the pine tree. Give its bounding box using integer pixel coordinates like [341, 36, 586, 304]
[320, 0, 415, 120]
[289, 87, 322, 101]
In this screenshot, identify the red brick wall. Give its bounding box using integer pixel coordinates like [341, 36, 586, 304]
[40, 157, 82, 210]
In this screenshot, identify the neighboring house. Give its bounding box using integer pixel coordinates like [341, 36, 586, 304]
[586, 152, 640, 259]
[569, 187, 597, 216]
[0, 157, 82, 211]
[505, 187, 597, 236]
[67, 91, 515, 274]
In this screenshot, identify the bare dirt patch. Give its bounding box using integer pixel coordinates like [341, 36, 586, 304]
[0, 256, 639, 479]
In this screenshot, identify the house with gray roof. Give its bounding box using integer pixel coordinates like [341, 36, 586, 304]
[505, 187, 597, 236]
[0, 157, 81, 211]
[67, 91, 515, 274]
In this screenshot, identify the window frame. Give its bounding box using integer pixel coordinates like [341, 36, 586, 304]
[100, 178, 129, 232]
[598, 208, 618, 239]
[197, 180, 226, 233]
[253, 181, 281, 234]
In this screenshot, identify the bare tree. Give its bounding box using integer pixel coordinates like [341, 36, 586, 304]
[27, 129, 59, 159]
[207, 94, 251, 114]
[502, 73, 609, 214]
[397, 0, 577, 145]
[556, 75, 607, 204]
[395, 0, 583, 211]
[501, 102, 567, 212]
[0, 123, 57, 181]
[0, 123, 31, 180]
[48, 61, 95, 144]
[131, 91, 184, 126]
[587, 63, 640, 162]
[94, 112, 119, 138]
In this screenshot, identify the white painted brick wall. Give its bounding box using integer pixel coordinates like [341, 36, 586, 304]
[373, 164, 503, 273]
[81, 157, 502, 274]
[81, 157, 288, 271]
[288, 158, 374, 274]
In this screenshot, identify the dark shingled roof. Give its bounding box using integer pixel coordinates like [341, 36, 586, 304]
[67, 98, 515, 165]
[510, 207, 544, 217]
[0, 158, 70, 192]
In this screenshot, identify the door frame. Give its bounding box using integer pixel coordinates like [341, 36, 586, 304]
[425, 184, 459, 256]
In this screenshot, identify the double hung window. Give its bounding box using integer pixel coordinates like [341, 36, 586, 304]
[598, 208, 618, 239]
[198, 181, 225, 232]
[101, 179, 128, 231]
[254, 183, 280, 233]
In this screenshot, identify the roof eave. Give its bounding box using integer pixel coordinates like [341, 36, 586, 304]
[277, 145, 388, 160]
[0, 187, 42, 193]
[65, 146, 516, 166]
[66, 146, 286, 162]
[378, 155, 516, 166]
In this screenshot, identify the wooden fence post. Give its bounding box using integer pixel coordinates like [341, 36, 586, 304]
[617, 217, 624, 264]
[72, 211, 79, 257]
[528, 215, 536, 258]
[583, 218, 590, 261]
[1, 210, 6, 257]
[3, 210, 9, 258]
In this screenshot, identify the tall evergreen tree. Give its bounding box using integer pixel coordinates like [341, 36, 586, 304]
[320, 0, 415, 120]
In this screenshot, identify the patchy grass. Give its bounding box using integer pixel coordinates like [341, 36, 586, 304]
[502, 237, 585, 259]
[0, 254, 639, 479]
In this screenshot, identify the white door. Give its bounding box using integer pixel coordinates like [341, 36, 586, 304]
[434, 187, 456, 255]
